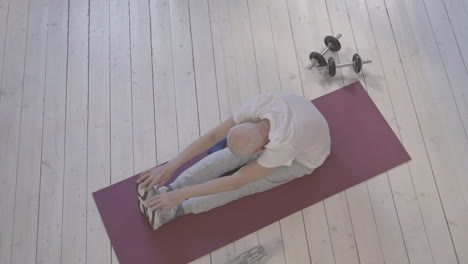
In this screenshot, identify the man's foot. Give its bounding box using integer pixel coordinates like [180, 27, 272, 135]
[148, 204, 177, 230]
[137, 185, 178, 230]
[145, 186, 178, 230]
[138, 196, 147, 218]
[146, 185, 168, 201]
[136, 181, 165, 200]
[137, 184, 169, 220]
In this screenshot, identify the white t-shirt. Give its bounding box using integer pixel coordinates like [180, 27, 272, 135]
[233, 92, 331, 170]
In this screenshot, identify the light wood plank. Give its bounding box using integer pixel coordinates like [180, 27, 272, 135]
[329, 0, 439, 263]
[386, 166, 435, 263]
[87, 0, 111, 262]
[10, 0, 47, 262]
[170, 0, 200, 151]
[150, 0, 179, 164]
[110, 0, 134, 262]
[461, 0, 468, 14]
[267, 0, 303, 96]
[366, 175, 409, 263]
[345, 184, 385, 264]
[227, 0, 260, 101]
[257, 223, 285, 264]
[398, 0, 468, 212]
[110, 0, 133, 185]
[130, 0, 157, 173]
[36, 1, 68, 263]
[280, 212, 311, 264]
[462, 0, 468, 15]
[211, 244, 236, 264]
[303, 203, 335, 264]
[0, 0, 10, 97]
[247, 0, 281, 93]
[377, 0, 468, 262]
[329, 0, 455, 262]
[61, 0, 89, 263]
[439, 0, 468, 77]
[424, 0, 468, 139]
[234, 233, 259, 259]
[424, 0, 468, 135]
[330, 6, 412, 259]
[340, 0, 443, 261]
[189, 0, 221, 135]
[208, 0, 239, 121]
[285, 0, 341, 97]
[324, 193, 360, 264]
[0, 0, 30, 262]
[350, 0, 458, 263]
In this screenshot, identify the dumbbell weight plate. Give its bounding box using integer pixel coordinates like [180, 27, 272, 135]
[324, 35, 342, 52]
[327, 57, 336, 77]
[352, 53, 362, 73]
[309, 51, 327, 66]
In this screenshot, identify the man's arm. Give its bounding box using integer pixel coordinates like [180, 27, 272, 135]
[138, 117, 237, 190]
[169, 117, 236, 169]
[146, 160, 275, 213]
[180, 160, 275, 200]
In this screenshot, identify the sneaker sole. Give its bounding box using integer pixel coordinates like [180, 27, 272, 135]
[138, 196, 149, 219]
[137, 183, 170, 230]
[136, 181, 149, 200]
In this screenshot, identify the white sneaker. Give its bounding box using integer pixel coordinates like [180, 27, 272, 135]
[138, 196, 147, 217]
[148, 205, 177, 230]
[136, 182, 162, 200]
[145, 186, 177, 230]
[146, 185, 167, 202]
[136, 184, 168, 222]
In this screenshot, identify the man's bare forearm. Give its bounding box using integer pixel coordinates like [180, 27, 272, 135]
[168, 117, 236, 170]
[169, 134, 217, 169]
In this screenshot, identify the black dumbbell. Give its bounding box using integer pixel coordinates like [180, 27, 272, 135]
[323, 53, 372, 77]
[306, 33, 342, 69]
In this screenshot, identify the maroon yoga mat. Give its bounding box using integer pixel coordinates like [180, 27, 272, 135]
[93, 81, 410, 264]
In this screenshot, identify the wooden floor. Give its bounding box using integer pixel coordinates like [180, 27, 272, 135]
[1, 0, 467, 263]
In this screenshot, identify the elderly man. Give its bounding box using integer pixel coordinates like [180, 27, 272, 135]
[137, 92, 331, 229]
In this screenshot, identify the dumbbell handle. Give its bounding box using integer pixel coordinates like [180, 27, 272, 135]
[336, 59, 372, 68]
[306, 33, 342, 69]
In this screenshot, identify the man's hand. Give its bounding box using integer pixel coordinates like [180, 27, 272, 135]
[146, 189, 187, 216]
[136, 117, 236, 192]
[137, 163, 176, 192]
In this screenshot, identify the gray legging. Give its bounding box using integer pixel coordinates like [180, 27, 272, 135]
[169, 148, 314, 214]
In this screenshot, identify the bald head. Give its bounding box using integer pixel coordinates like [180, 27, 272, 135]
[227, 122, 268, 157]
